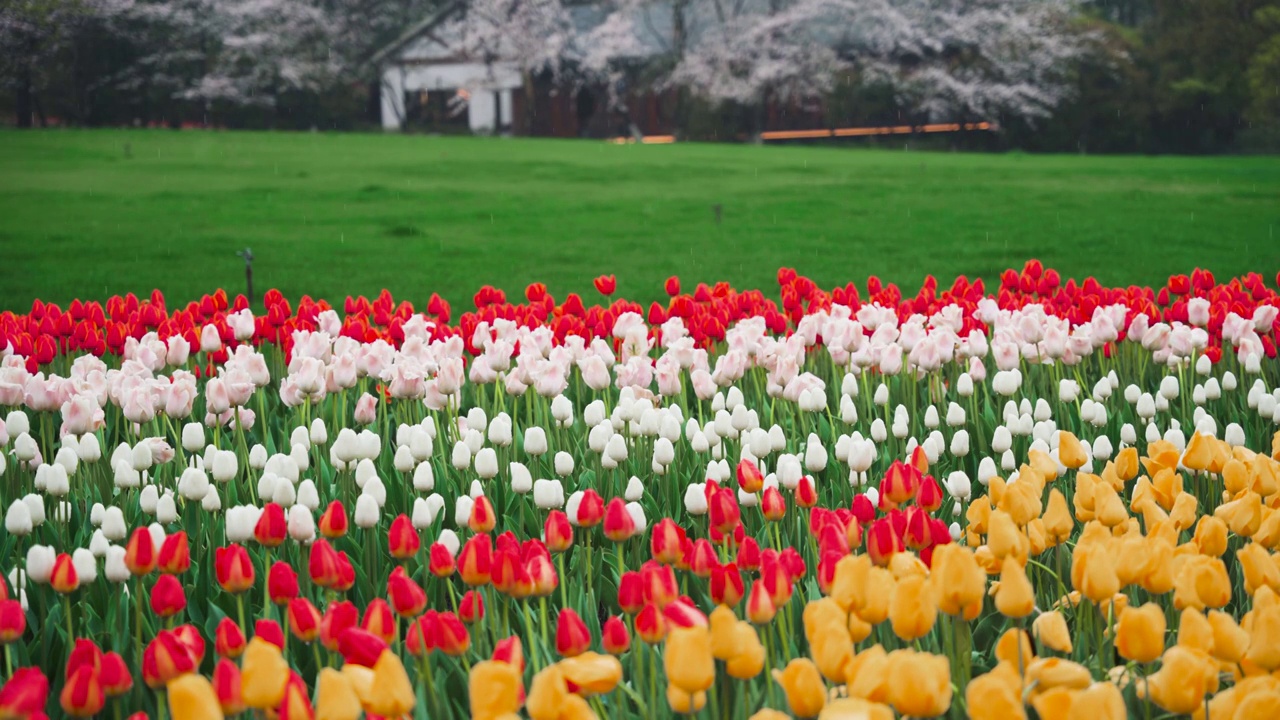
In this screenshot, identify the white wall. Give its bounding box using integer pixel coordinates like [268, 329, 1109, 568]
[380, 61, 522, 132]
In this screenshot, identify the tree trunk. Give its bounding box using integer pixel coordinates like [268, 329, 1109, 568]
[15, 67, 33, 128]
[523, 70, 535, 136]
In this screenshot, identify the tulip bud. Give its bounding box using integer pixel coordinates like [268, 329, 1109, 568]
[149, 574, 186, 617]
[602, 616, 631, 655]
[318, 501, 348, 539]
[216, 617, 246, 658]
[556, 609, 591, 657]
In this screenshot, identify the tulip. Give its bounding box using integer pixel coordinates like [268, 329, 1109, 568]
[254, 503, 287, 547]
[216, 617, 246, 658]
[1115, 603, 1165, 663]
[665, 624, 714, 694]
[436, 612, 471, 656]
[602, 616, 631, 655]
[1146, 645, 1219, 714]
[641, 561, 679, 608]
[617, 571, 644, 614]
[254, 619, 285, 650]
[158, 531, 191, 574]
[636, 604, 667, 644]
[279, 672, 314, 720]
[211, 658, 245, 715]
[737, 459, 764, 494]
[387, 566, 427, 617]
[143, 630, 197, 688]
[929, 544, 985, 621]
[268, 561, 299, 604]
[965, 669, 1024, 720]
[459, 533, 493, 586]
[387, 514, 420, 559]
[367, 649, 416, 716]
[150, 573, 187, 617]
[469, 495, 497, 534]
[888, 575, 936, 641]
[556, 608, 591, 657]
[124, 527, 158, 576]
[97, 652, 131, 697]
[1032, 611, 1073, 653]
[603, 497, 636, 542]
[885, 649, 951, 718]
[747, 579, 776, 624]
[795, 475, 818, 508]
[240, 636, 289, 707]
[711, 562, 745, 607]
[544, 510, 573, 553]
[308, 538, 341, 588]
[168, 673, 222, 720]
[0, 667, 49, 717]
[666, 685, 707, 714]
[314, 668, 362, 720]
[866, 519, 903, 566]
[320, 601, 359, 652]
[559, 652, 624, 695]
[709, 488, 741, 535]
[687, 539, 718, 578]
[470, 660, 523, 720]
[215, 544, 254, 593]
[492, 635, 526, 672]
[772, 658, 826, 718]
[319, 501, 348, 538]
[361, 598, 397, 644]
[995, 559, 1035, 618]
[0, 599, 23, 645]
[60, 663, 105, 718]
[761, 487, 786, 521]
[459, 589, 485, 624]
[429, 542, 456, 578]
[287, 598, 322, 643]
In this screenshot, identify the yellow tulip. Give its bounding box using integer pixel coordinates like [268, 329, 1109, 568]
[710, 605, 744, 661]
[1115, 603, 1166, 663]
[1176, 607, 1214, 653]
[526, 665, 569, 720]
[1255, 508, 1280, 549]
[772, 658, 826, 718]
[994, 627, 1034, 669]
[559, 652, 623, 696]
[1032, 611, 1073, 653]
[1074, 543, 1120, 604]
[1208, 610, 1249, 663]
[809, 629, 853, 683]
[1043, 489, 1073, 545]
[1065, 682, 1126, 720]
[339, 664, 373, 705]
[817, 698, 894, 720]
[1146, 646, 1219, 715]
[828, 555, 868, 613]
[1245, 591, 1280, 671]
[665, 626, 714, 693]
[1173, 555, 1232, 610]
[847, 610, 872, 644]
[1025, 658, 1091, 692]
[665, 685, 706, 714]
[884, 649, 951, 718]
[1030, 686, 1072, 720]
[964, 669, 1026, 720]
[1026, 453, 1057, 489]
[966, 496, 993, 535]
[1073, 474, 1097, 522]
[1182, 431, 1215, 471]
[1234, 688, 1280, 719]
[725, 624, 765, 680]
[240, 636, 289, 709]
[930, 544, 985, 621]
[314, 668, 362, 720]
[1252, 453, 1280, 495]
[888, 575, 936, 642]
[1140, 537, 1176, 595]
[1237, 542, 1280, 596]
[843, 645, 889, 703]
[803, 598, 847, 645]
[995, 559, 1035, 619]
[167, 673, 222, 720]
[1058, 431, 1088, 469]
[368, 650, 415, 717]
[858, 568, 893, 625]
[1192, 515, 1228, 557]
[1001, 481, 1042, 528]
[469, 660, 523, 720]
[1113, 446, 1138, 481]
[1217, 490, 1263, 537]
[748, 710, 791, 720]
[1168, 491, 1197, 530]
[986, 510, 1023, 560]
[1114, 533, 1153, 587]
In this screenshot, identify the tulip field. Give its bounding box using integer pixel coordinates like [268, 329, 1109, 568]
[2, 263, 1280, 719]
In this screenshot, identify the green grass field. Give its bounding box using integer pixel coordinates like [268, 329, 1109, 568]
[1, 129, 1278, 313]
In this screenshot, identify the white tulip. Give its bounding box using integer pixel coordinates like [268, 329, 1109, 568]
[991, 426, 1012, 454]
[804, 436, 827, 472]
[977, 457, 997, 486]
[956, 373, 974, 397]
[683, 483, 708, 515]
[178, 467, 210, 501]
[863, 487, 879, 509]
[413, 463, 435, 493]
[310, 418, 328, 446]
[212, 450, 238, 483]
[102, 506, 126, 540]
[413, 496, 444, 529]
[271, 478, 296, 507]
[257, 473, 279, 502]
[1225, 423, 1246, 447]
[288, 505, 315, 542]
[54, 447, 78, 477]
[510, 462, 533, 494]
[950, 430, 970, 458]
[469, 479, 485, 499]
[89, 530, 111, 557]
[606, 435, 628, 463]
[1159, 375, 1180, 400]
[453, 495, 474, 527]
[451, 441, 471, 471]
[554, 451, 575, 477]
[946, 470, 972, 501]
[354, 459, 378, 488]
[26, 545, 55, 583]
[156, 493, 178, 523]
[130, 441, 152, 471]
[202, 488, 221, 512]
[873, 384, 889, 406]
[6, 410, 30, 436]
[291, 425, 311, 449]
[105, 546, 130, 583]
[487, 414, 513, 447]
[225, 505, 261, 543]
[437, 528, 460, 558]
[625, 476, 645, 502]
[72, 548, 97, 584]
[626, 502, 648, 533]
[355, 494, 380, 528]
[533, 478, 563, 507]
[475, 448, 499, 479]
[5, 500, 32, 536]
[364, 476, 387, 508]
[182, 423, 205, 453]
[77, 433, 101, 463]
[466, 407, 488, 434]
[290, 443, 310, 473]
[140, 485, 159, 514]
[524, 426, 548, 456]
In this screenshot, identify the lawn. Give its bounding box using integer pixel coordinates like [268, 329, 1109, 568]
[1, 129, 1278, 312]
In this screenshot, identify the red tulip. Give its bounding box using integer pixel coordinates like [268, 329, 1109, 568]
[459, 533, 493, 586]
[664, 276, 681, 297]
[143, 630, 196, 687]
[213, 658, 245, 715]
[99, 652, 131, 697]
[50, 553, 78, 594]
[909, 445, 930, 475]
[544, 510, 573, 553]
[0, 600, 26, 643]
[287, 598, 322, 643]
[618, 571, 644, 614]
[254, 503, 288, 547]
[125, 527, 157, 576]
[149, 574, 187, 617]
[66, 639, 102, 677]
[0, 667, 49, 717]
[737, 536, 761, 571]
[708, 488, 740, 535]
[851, 494, 876, 525]
[459, 590, 485, 624]
[60, 664, 104, 718]
[866, 518, 904, 566]
[710, 562, 745, 607]
[308, 538, 341, 588]
[492, 636, 525, 673]
[215, 617, 246, 658]
[795, 475, 818, 508]
[386, 567, 427, 617]
[640, 561, 678, 609]
[338, 627, 388, 667]
[761, 487, 786, 521]
[174, 626, 205, 668]
[916, 475, 943, 513]
[406, 611, 438, 657]
[388, 514, 421, 559]
[556, 609, 591, 658]
[759, 552, 793, 607]
[429, 543, 456, 578]
[214, 544, 254, 593]
[267, 561, 299, 605]
[593, 275, 616, 296]
[737, 459, 764, 494]
[649, 518, 684, 564]
[320, 601, 359, 652]
[334, 551, 355, 591]
[902, 506, 933, 550]
[278, 671, 313, 720]
[602, 497, 636, 542]
[361, 598, 397, 644]
[635, 604, 666, 644]
[602, 616, 631, 655]
[746, 580, 776, 624]
[469, 495, 497, 534]
[662, 599, 708, 628]
[436, 612, 471, 657]
[576, 490, 604, 528]
[687, 539, 717, 578]
[318, 501, 348, 539]
[158, 531, 191, 574]
[880, 460, 920, 508]
[526, 554, 558, 597]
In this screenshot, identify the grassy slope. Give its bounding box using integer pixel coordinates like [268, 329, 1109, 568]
[1, 129, 1277, 312]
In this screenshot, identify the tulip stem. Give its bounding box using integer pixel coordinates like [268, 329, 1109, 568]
[155, 690, 167, 720]
[134, 576, 145, 667]
[63, 593, 74, 640]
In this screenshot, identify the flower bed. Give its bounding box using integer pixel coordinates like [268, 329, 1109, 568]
[1, 262, 1279, 719]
